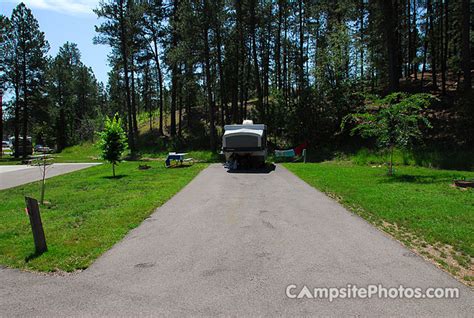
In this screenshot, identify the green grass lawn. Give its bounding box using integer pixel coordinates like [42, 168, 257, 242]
[52, 142, 102, 162]
[345, 148, 474, 171]
[0, 142, 102, 165]
[1, 143, 221, 165]
[284, 162, 474, 259]
[0, 161, 206, 272]
[139, 149, 221, 163]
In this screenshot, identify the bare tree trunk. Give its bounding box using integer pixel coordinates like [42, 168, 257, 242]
[250, 0, 264, 121]
[178, 69, 183, 137]
[118, 0, 134, 153]
[382, 0, 400, 92]
[151, 38, 164, 135]
[441, 0, 448, 94]
[283, 2, 288, 108]
[360, 0, 365, 80]
[244, 53, 251, 120]
[21, 46, 28, 159]
[203, 0, 216, 151]
[407, 0, 411, 78]
[298, 0, 305, 93]
[170, 65, 178, 137]
[412, 0, 417, 78]
[461, 0, 472, 91]
[421, 0, 430, 89]
[169, 0, 179, 137]
[276, 0, 283, 90]
[215, 16, 227, 127]
[144, 60, 152, 132]
[130, 54, 138, 136]
[14, 81, 20, 158]
[185, 62, 193, 129]
[428, 0, 437, 89]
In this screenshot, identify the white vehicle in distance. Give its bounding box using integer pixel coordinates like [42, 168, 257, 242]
[222, 120, 267, 169]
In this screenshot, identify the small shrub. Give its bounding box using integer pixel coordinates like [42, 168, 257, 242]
[97, 114, 128, 177]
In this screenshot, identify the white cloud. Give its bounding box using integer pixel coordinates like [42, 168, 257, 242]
[6, 0, 98, 16]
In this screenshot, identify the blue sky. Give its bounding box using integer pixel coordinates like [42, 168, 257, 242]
[2, 0, 111, 85]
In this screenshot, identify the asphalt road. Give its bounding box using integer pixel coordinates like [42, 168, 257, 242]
[0, 163, 101, 190]
[0, 164, 472, 316]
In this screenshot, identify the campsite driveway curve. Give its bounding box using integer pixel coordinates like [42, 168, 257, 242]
[0, 163, 472, 316]
[0, 163, 102, 190]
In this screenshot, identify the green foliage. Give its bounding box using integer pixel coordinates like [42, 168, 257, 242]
[48, 42, 105, 150]
[342, 93, 435, 174]
[97, 115, 128, 176]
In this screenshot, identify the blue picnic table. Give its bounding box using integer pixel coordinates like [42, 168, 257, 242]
[165, 152, 190, 167]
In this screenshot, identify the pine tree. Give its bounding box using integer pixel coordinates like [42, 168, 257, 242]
[98, 114, 128, 178]
[0, 15, 9, 155]
[95, 0, 136, 153]
[9, 3, 49, 158]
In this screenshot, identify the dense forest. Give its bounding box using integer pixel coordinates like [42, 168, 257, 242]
[0, 0, 473, 158]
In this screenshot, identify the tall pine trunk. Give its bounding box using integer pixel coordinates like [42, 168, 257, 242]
[118, 0, 134, 153]
[360, 0, 365, 80]
[461, 0, 472, 91]
[130, 54, 138, 137]
[203, 1, 216, 151]
[151, 38, 164, 135]
[382, 0, 400, 92]
[14, 80, 20, 158]
[412, 0, 417, 78]
[421, 0, 430, 89]
[428, 0, 437, 89]
[21, 46, 28, 159]
[250, 0, 264, 121]
[441, 0, 448, 94]
[215, 18, 227, 127]
[298, 0, 305, 93]
[276, 0, 283, 90]
[170, 65, 178, 137]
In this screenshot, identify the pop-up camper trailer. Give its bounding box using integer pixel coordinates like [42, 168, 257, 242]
[222, 120, 267, 169]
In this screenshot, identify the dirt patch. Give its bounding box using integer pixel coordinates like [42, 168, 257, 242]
[381, 221, 473, 287]
[323, 190, 473, 288]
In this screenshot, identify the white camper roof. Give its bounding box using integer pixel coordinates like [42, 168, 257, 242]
[224, 124, 266, 131]
[223, 128, 264, 137]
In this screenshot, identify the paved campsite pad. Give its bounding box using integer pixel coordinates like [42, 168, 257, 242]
[0, 164, 472, 316]
[0, 163, 102, 190]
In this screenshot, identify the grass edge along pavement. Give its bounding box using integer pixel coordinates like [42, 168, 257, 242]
[0, 161, 207, 272]
[283, 162, 474, 287]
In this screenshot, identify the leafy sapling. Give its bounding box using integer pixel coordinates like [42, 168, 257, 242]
[342, 93, 434, 175]
[98, 114, 128, 177]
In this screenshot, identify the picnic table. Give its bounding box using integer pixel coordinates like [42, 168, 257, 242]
[165, 152, 193, 168]
[25, 154, 54, 166]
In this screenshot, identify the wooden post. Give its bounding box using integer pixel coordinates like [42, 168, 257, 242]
[25, 197, 47, 254]
[40, 158, 46, 204]
[303, 149, 307, 163]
